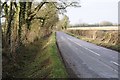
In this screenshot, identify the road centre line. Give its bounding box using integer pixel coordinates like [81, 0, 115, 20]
[67, 37, 101, 56]
[67, 37, 118, 73]
[110, 61, 119, 66]
[67, 37, 119, 67]
[67, 37, 119, 73]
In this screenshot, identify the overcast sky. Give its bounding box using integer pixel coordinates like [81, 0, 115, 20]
[1, 0, 120, 25]
[65, 0, 119, 25]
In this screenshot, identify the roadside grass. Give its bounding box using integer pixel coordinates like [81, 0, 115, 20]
[66, 32, 120, 52]
[5, 33, 68, 78]
[48, 33, 68, 78]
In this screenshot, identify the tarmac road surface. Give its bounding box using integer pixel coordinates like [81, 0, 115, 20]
[56, 31, 119, 78]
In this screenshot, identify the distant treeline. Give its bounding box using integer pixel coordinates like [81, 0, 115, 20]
[71, 21, 119, 27]
[71, 24, 118, 27]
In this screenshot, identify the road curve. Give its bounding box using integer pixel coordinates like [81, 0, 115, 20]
[56, 31, 119, 78]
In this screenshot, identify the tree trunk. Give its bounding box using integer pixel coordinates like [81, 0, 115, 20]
[18, 2, 26, 45]
[11, 3, 20, 60]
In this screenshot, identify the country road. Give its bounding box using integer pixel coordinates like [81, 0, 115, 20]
[56, 31, 119, 78]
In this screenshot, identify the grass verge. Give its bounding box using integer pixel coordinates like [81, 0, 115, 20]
[3, 33, 68, 78]
[66, 32, 120, 52]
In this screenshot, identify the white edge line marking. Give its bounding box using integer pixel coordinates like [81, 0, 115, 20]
[111, 61, 119, 66]
[67, 37, 118, 73]
[67, 38, 101, 56]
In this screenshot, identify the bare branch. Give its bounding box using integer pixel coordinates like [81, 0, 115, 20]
[32, 17, 45, 20]
[53, 1, 81, 10]
[28, 2, 48, 20]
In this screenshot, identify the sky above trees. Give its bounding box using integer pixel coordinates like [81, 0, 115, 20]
[65, 0, 119, 25]
[1, 0, 119, 25]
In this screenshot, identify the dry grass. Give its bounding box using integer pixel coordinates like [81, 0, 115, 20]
[67, 26, 118, 30]
[67, 32, 120, 52]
